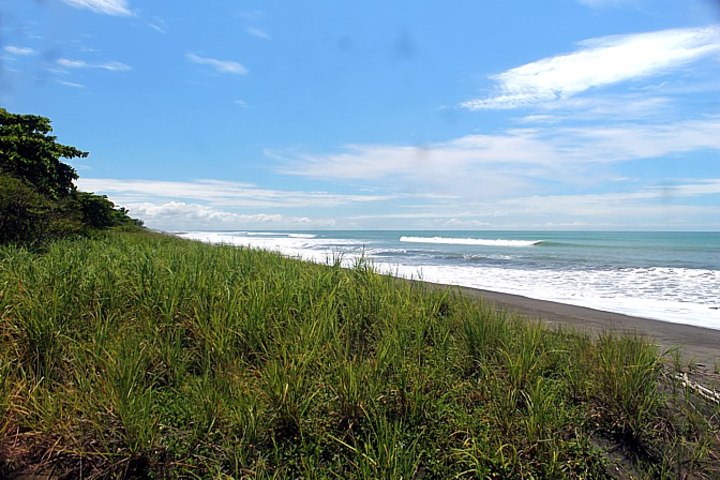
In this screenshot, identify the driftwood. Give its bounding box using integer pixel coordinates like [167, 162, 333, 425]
[674, 372, 720, 405]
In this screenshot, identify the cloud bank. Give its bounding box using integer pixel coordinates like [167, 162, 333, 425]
[126, 202, 336, 230]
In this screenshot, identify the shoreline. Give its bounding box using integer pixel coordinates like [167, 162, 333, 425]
[416, 280, 720, 367]
[176, 232, 719, 366]
[176, 230, 720, 333]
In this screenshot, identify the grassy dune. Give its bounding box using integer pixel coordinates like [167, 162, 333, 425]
[1, 232, 718, 478]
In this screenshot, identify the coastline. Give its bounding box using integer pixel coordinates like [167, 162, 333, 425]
[176, 230, 720, 332]
[417, 280, 720, 367]
[176, 231, 720, 366]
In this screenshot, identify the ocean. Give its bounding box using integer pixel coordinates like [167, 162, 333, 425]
[176, 230, 720, 331]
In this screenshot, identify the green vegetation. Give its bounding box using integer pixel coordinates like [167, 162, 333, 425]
[1, 232, 718, 478]
[0, 108, 142, 246]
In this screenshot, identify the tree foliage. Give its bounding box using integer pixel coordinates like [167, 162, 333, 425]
[71, 191, 143, 230]
[0, 175, 52, 244]
[0, 108, 86, 199]
[0, 108, 142, 245]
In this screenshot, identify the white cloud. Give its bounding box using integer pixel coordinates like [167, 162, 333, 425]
[62, 0, 132, 16]
[553, 118, 720, 162]
[4, 46, 36, 56]
[129, 202, 282, 223]
[99, 60, 132, 71]
[58, 58, 88, 68]
[76, 178, 720, 231]
[234, 99, 249, 108]
[275, 117, 720, 185]
[246, 27, 271, 40]
[341, 180, 720, 230]
[76, 178, 394, 208]
[74, 178, 414, 229]
[186, 53, 248, 75]
[527, 94, 674, 122]
[57, 58, 131, 71]
[490, 183, 720, 228]
[123, 202, 336, 230]
[57, 80, 86, 89]
[504, 180, 720, 213]
[462, 26, 720, 110]
[148, 23, 166, 34]
[148, 17, 167, 34]
[271, 136, 559, 192]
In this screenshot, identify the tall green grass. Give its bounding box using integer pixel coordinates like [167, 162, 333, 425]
[0, 231, 718, 478]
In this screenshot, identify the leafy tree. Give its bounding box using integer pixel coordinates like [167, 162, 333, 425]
[0, 107, 86, 199]
[0, 108, 143, 245]
[71, 191, 143, 229]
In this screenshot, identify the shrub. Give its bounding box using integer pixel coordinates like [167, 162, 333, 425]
[0, 174, 52, 245]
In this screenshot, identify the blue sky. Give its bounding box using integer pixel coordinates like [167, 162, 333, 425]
[2, 0, 720, 230]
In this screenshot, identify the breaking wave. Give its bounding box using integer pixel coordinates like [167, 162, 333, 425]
[399, 236, 542, 247]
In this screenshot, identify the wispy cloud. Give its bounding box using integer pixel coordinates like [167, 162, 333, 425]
[148, 17, 167, 34]
[462, 26, 720, 110]
[517, 94, 674, 124]
[577, 0, 634, 7]
[57, 80, 86, 89]
[61, 0, 133, 16]
[57, 58, 132, 71]
[57, 58, 87, 69]
[4, 46, 36, 56]
[272, 136, 557, 182]
[73, 179, 363, 229]
[493, 181, 720, 227]
[237, 10, 266, 21]
[75, 176, 720, 231]
[274, 117, 720, 186]
[504, 180, 720, 212]
[186, 53, 248, 75]
[246, 27, 271, 40]
[341, 180, 720, 230]
[76, 178, 394, 208]
[99, 60, 132, 71]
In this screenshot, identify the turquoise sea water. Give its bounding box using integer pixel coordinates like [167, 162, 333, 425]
[177, 231, 720, 330]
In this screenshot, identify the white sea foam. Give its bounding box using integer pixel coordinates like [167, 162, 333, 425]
[240, 231, 317, 239]
[177, 231, 360, 266]
[379, 263, 720, 330]
[365, 248, 407, 256]
[399, 236, 542, 247]
[246, 231, 282, 236]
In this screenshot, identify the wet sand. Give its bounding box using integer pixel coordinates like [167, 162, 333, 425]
[420, 281, 720, 367]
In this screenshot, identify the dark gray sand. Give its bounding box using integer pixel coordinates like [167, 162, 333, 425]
[421, 281, 720, 368]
